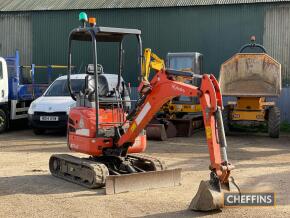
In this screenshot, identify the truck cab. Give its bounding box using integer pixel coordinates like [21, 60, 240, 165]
[0, 57, 9, 132]
[0, 50, 65, 133]
[0, 57, 9, 103]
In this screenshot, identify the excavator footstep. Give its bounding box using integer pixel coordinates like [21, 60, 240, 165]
[189, 178, 240, 211]
[106, 168, 182, 194]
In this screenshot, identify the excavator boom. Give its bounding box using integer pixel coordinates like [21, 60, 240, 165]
[118, 69, 226, 177]
[109, 52, 238, 210]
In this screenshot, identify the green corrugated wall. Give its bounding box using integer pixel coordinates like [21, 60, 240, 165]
[30, 5, 268, 85]
[30, 4, 267, 85]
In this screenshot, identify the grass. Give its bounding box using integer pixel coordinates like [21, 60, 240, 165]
[229, 121, 290, 133]
[280, 121, 290, 133]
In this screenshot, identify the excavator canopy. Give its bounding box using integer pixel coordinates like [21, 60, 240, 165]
[69, 26, 141, 42]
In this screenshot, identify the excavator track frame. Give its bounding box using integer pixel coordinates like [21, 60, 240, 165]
[49, 154, 109, 189]
[49, 153, 178, 191]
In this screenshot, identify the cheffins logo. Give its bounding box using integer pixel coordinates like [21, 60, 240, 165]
[224, 192, 275, 207]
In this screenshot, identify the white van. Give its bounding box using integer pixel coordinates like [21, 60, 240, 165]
[28, 74, 85, 134]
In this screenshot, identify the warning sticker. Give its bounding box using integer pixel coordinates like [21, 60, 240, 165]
[205, 126, 212, 139]
[130, 122, 137, 132]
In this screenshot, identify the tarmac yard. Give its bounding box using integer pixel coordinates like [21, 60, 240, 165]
[1, 129, 290, 217]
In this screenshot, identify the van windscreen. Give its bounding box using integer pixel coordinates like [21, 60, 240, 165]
[45, 79, 84, 97]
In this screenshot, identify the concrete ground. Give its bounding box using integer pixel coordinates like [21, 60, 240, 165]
[0, 128, 290, 218]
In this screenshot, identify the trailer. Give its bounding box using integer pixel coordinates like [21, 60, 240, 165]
[0, 50, 67, 133]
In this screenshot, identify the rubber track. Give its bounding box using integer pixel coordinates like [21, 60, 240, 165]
[127, 153, 167, 171]
[49, 154, 109, 189]
[50, 154, 167, 189]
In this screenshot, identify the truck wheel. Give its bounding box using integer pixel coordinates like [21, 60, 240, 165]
[0, 109, 7, 133]
[33, 128, 45, 135]
[268, 106, 280, 138]
[222, 106, 231, 135]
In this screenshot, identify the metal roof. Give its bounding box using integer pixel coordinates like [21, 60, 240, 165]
[70, 26, 141, 42]
[0, 0, 289, 12]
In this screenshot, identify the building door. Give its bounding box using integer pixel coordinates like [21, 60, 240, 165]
[264, 6, 290, 87]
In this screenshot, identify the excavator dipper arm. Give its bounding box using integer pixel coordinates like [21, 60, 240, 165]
[117, 68, 230, 181]
[116, 49, 238, 211]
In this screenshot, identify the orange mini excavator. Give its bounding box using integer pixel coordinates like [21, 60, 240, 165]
[49, 13, 238, 211]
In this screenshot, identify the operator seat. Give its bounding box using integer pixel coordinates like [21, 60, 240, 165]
[79, 64, 131, 111]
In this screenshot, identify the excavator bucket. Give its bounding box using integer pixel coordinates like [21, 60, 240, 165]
[146, 124, 168, 141]
[105, 168, 182, 194]
[146, 119, 177, 141]
[189, 177, 240, 211]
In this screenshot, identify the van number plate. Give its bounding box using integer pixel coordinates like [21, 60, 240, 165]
[40, 116, 59, 121]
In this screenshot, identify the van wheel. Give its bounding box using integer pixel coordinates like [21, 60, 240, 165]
[268, 106, 280, 138]
[33, 128, 45, 135]
[0, 109, 7, 133]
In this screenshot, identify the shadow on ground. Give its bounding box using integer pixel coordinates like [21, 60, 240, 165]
[242, 170, 290, 206]
[136, 209, 221, 218]
[0, 174, 105, 196]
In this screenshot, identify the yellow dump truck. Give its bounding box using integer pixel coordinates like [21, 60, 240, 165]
[219, 37, 281, 138]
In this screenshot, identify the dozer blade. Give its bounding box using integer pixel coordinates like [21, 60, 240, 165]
[105, 168, 182, 195]
[146, 124, 167, 141]
[189, 177, 240, 211]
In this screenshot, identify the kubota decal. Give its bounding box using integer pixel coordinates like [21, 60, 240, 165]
[172, 84, 185, 93]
